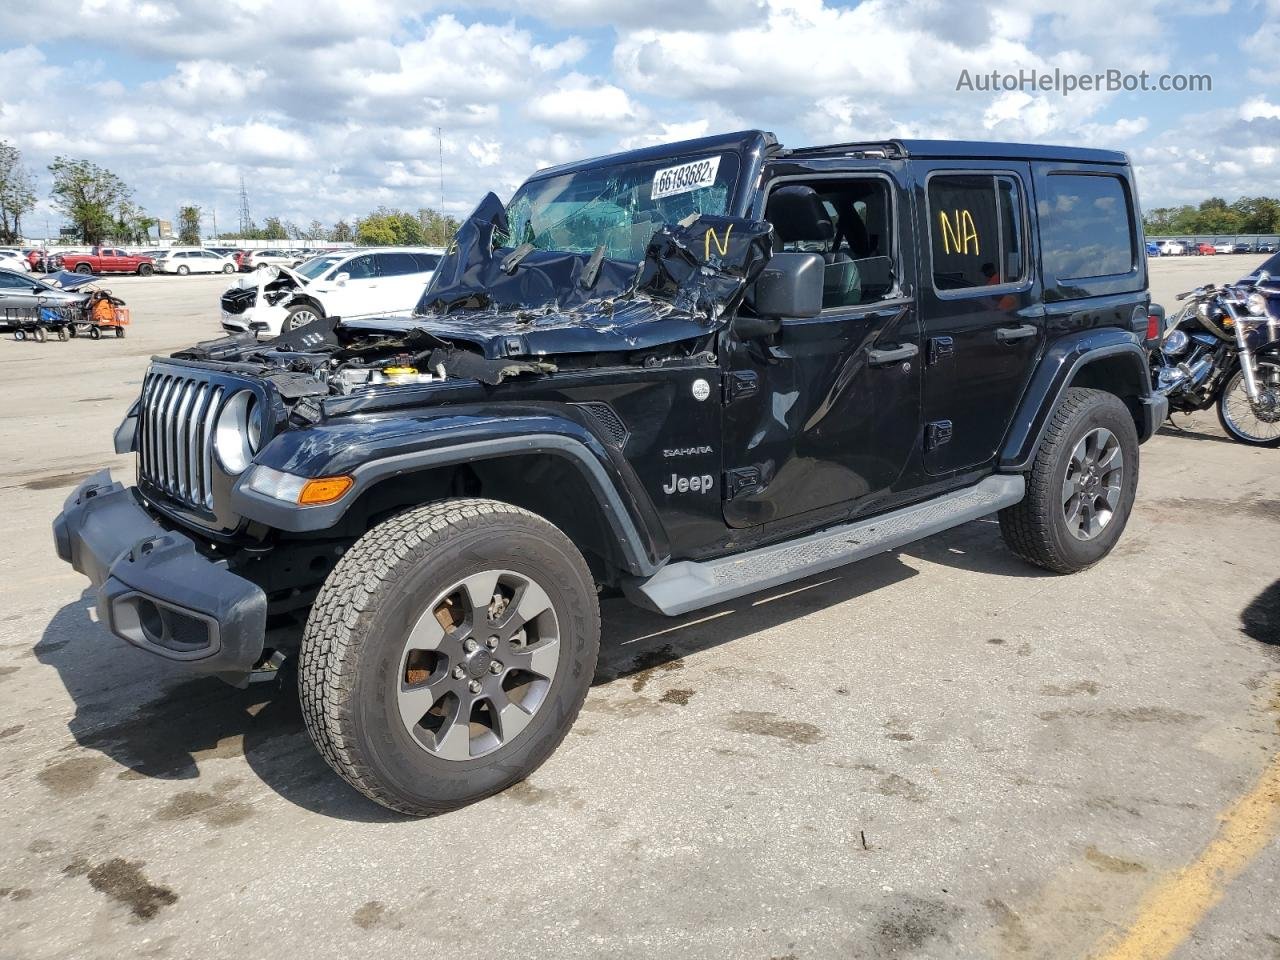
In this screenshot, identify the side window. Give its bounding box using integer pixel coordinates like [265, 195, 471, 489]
[376, 252, 418, 276]
[342, 255, 378, 280]
[0, 271, 28, 288]
[928, 173, 1026, 292]
[763, 177, 897, 309]
[412, 253, 440, 271]
[1038, 174, 1135, 280]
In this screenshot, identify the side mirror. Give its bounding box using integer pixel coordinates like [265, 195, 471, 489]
[334, 272, 350, 285]
[32, 286, 44, 293]
[741, 252, 824, 335]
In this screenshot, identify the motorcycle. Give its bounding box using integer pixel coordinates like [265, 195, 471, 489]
[1152, 270, 1280, 446]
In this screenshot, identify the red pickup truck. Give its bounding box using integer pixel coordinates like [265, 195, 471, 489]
[62, 247, 155, 276]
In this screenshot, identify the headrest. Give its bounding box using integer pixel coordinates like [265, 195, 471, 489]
[765, 186, 835, 244]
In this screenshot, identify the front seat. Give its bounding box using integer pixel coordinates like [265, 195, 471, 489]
[765, 186, 861, 307]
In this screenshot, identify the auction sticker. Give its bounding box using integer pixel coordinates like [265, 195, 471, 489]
[652, 155, 722, 200]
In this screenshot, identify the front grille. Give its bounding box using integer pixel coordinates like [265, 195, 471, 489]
[220, 289, 254, 315]
[138, 370, 226, 510]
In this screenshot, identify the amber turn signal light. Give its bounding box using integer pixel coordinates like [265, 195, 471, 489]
[297, 476, 354, 505]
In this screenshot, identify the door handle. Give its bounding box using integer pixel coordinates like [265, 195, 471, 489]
[867, 343, 919, 366]
[996, 324, 1038, 343]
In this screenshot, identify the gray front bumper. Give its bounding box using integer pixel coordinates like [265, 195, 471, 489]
[53, 471, 267, 680]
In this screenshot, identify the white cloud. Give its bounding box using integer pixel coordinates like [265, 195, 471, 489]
[526, 74, 647, 132]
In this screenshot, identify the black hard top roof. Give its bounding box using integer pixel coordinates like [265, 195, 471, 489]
[529, 129, 1128, 180]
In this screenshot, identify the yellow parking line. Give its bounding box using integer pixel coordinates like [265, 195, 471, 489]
[1089, 752, 1280, 960]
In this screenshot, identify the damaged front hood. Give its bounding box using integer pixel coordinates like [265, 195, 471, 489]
[356, 192, 773, 359]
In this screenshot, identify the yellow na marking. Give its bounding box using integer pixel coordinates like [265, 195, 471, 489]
[938, 208, 979, 255]
[1089, 750, 1280, 960]
[704, 223, 733, 260]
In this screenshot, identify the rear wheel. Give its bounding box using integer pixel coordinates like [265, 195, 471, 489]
[300, 499, 600, 816]
[999, 388, 1139, 574]
[1216, 360, 1280, 447]
[33, 326, 46, 342]
[13, 328, 25, 341]
[88, 325, 101, 340]
[114, 326, 125, 338]
[57, 327, 68, 341]
[74, 263, 92, 275]
[176, 264, 189, 276]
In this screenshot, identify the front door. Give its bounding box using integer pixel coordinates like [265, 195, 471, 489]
[722, 170, 922, 529]
[915, 163, 1044, 474]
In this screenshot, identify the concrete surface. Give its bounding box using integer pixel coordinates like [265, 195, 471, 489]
[0, 260, 1277, 960]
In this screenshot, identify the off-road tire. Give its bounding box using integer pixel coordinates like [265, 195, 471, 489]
[999, 388, 1139, 574]
[299, 498, 600, 816]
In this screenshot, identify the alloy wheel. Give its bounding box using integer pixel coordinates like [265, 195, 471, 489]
[1062, 426, 1124, 540]
[397, 569, 560, 761]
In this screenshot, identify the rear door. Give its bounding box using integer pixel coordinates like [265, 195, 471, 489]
[916, 163, 1042, 474]
[371, 252, 432, 314]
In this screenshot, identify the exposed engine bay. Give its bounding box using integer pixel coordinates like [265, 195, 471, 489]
[175, 194, 772, 400]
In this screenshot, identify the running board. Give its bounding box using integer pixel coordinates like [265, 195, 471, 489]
[626, 475, 1024, 616]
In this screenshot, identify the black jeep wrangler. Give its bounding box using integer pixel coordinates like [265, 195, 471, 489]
[54, 131, 1167, 814]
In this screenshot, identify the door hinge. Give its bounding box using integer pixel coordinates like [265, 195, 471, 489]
[928, 336, 955, 365]
[723, 466, 762, 499]
[926, 420, 953, 450]
[723, 370, 759, 404]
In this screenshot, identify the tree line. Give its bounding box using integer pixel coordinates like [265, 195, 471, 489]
[0, 138, 460, 248]
[1143, 196, 1280, 237]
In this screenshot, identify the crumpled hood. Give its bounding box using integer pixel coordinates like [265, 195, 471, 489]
[339, 192, 774, 360]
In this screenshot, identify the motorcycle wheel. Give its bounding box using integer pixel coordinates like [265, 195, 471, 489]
[1217, 360, 1280, 446]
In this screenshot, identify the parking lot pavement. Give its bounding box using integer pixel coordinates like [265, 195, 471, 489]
[1, 262, 1277, 959]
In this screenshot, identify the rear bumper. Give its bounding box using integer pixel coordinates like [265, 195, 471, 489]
[1138, 392, 1168, 442]
[53, 471, 267, 681]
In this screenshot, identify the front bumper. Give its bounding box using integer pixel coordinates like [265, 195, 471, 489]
[53, 471, 267, 681]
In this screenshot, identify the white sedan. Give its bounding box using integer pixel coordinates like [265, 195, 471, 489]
[1157, 240, 1186, 256]
[156, 249, 237, 275]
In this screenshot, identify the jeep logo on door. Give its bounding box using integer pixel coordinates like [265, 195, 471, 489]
[663, 473, 715, 495]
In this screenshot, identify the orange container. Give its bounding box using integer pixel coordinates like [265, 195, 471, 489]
[112, 306, 131, 326]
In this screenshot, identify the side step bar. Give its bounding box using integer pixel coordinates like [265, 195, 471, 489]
[626, 475, 1025, 617]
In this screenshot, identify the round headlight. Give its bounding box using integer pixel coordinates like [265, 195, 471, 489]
[1162, 329, 1190, 358]
[1247, 292, 1266, 316]
[214, 390, 260, 474]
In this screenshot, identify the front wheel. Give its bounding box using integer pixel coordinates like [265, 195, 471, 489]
[222, 263, 235, 273]
[1216, 360, 1280, 446]
[136, 263, 153, 276]
[300, 499, 600, 816]
[88, 325, 101, 340]
[999, 388, 1140, 574]
[282, 304, 321, 332]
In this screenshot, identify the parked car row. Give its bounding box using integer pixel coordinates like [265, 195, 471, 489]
[1152, 237, 1279, 256]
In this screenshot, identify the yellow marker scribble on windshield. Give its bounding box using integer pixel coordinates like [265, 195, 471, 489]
[939, 209, 979, 255]
[704, 223, 733, 260]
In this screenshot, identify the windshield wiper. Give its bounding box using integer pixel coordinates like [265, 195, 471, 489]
[501, 242, 536, 275]
[579, 244, 606, 290]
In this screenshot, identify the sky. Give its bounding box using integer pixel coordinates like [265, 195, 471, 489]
[0, 0, 1277, 238]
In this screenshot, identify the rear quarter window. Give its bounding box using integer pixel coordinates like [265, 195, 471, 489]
[1038, 173, 1136, 283]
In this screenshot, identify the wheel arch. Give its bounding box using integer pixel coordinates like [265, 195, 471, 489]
[233, 429, 667, 581]
[1001, 332, 1157, 470]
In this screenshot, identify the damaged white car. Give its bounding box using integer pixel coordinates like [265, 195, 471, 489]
[219, 248, 442, 336]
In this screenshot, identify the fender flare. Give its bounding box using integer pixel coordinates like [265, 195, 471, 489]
[232, 427, 665, 577]
[1001, 331, 1157, 470]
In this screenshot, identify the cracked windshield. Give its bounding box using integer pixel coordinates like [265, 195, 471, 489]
[504, 152, 741, 262]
